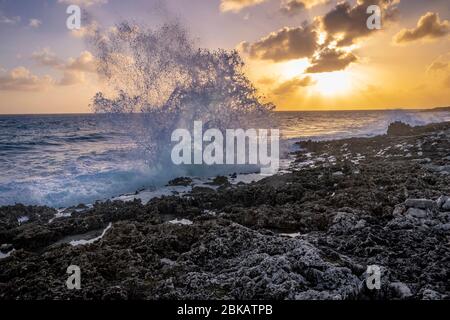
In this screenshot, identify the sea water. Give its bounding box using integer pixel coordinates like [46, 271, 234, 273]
[0, 109, 449, 207]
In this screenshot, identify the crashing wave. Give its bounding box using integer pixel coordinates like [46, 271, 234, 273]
[90, 22, 275, 169]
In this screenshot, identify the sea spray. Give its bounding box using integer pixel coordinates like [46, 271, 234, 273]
[90, 21, 277, 176]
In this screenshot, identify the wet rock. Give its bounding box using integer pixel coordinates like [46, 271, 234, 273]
[209, 176, 230, 186]
[167, 177, 193, 186]
[387, 122, 414, 136]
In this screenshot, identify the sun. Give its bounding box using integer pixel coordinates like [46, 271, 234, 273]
[313, 71, 353, 96]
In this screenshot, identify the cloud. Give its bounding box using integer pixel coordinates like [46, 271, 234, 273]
[445, 75, 450, 88]
[393, 12, 449, 44]
[65, 51, 97, 73]
[427, 52, 450, 72]
[59, 70, 86, 86]
[0, 13, 20, 25]
[320, 0, 400, 46]
[220, 0, 267, 13]
[428, 61, 448, 72]
[70, 21, 99, 38]
[32, 49, 97, 86]
[59, 51, 97, 85]
[305, 48, 357, 73]
[57, 0, 107, 7]
[280, 0, 330, 16]
[0, 67, 53, 91]
[239, 0, 400, 78]
[272, 76, 315, 95]
[426, 52, 450, 88]
[29, 19, 42, 28]
[32, 48, 64, 68]
[239, 25, 318, 62]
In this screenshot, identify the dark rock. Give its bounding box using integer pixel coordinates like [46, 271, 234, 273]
[443, 199, 450, 211]
[1, 121, 450, 300]
[404, 199, 436, 210]
[387, 121, 414, 136]
[167, 177, 193, 186]
[209, 176, 230, 186]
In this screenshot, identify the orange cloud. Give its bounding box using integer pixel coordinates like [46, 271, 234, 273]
[394, 12, 449, 44]
[0, 67, 53, 91]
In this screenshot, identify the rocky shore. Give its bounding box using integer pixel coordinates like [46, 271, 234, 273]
[0, 121, 449, 300]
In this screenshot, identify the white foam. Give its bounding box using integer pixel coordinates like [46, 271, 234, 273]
[280, 232, 301, 238]
[168, 219, 193, 226]
[17, 216, 29, 224]
[0, 249, 15, 260]
[70, 223, 112, 246]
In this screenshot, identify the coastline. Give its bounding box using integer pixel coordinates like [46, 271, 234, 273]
[0, 121, 449, 299]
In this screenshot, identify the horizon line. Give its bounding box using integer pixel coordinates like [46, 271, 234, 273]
[1, 106, 449, 116]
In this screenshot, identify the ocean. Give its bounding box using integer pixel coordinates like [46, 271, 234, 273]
[1, 110, 449, 208]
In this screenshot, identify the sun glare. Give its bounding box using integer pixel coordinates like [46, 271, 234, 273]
[313, 72, 353, 96]
[279, 59, 310, 79]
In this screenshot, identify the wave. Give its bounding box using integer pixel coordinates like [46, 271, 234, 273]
[90, 21, 276, 175]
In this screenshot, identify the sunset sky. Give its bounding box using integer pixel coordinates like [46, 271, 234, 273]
[0, 0, 449, 113]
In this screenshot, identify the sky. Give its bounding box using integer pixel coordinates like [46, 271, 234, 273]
[0, 0, 449, 114]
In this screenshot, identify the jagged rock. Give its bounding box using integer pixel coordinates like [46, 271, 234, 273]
[329, 212, 357, 233]
[387, 122, 414, 136]
[404, 199, 436, 210]
[1, 121, 450, 300]
[435, 223, 450, 231]
[392, 205, 406, 216]
[209, 176, 230, 186]
[390, 282, 412, 299]
[405, 208, 428, 219]
[436, 195, 448, 208]
[167, 177, 193, 186]
[443, 199, 450, 211]
[420, 288, 445, 300]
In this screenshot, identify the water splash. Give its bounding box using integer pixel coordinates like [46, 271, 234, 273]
[90, 21, 275, 169]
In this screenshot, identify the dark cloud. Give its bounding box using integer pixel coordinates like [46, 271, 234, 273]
[305, 48, 357, 73]
[272, 76, 315, 95]
[241, 0, 399, 74]
[240, 25, 318, 62]
[321, 0, 400, 46]
[280, 0, 306, 16]
[280, 0, 330, 16]
[394, 12, 449, 44]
